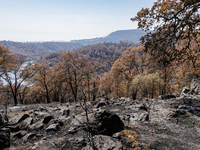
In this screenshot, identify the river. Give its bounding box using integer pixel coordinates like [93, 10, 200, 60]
[1, 60, 34, 85]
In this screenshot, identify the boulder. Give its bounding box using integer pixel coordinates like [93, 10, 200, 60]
[46, 123, 60, 132]
[58, 116, 72, 124]
[7, 124, 21, 132]
[13, 113, 29, 124]
[89, 110, 124, 136]
[34, 111, 49, 119]
[20, 117, 33, 129]
[190, 79, 200, 95]
[0, 128, 10, 149]
[43, 115, 54, 124]
[130, 113, 149, 122]
[48, 119, 64, 126]
[112, 132, 121, 139]
[22, 133, 36, 142]
[13, 130, 27, 139]
[82, 135, 122, 150]
[29, 121, 44, 131]
[71, 113, 95, 127]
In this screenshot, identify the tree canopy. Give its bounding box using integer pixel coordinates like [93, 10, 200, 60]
[131, 0, 200, 61]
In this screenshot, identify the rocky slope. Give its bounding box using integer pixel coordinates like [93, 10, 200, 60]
[0, 79, 200, 150]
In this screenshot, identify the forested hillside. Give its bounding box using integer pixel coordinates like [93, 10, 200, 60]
[36, 42, 141, 75]
[0, 41, 82, 60]
[0, 29, 146, 60]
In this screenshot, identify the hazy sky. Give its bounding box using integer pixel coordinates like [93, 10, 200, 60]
[0, 0, 155, 42]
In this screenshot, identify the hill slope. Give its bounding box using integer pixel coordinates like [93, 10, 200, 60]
[0, 41, 82, 60]
[70, 29, 147, 46]
[0, 29, 147, 60]
[37, 42, 141, 75]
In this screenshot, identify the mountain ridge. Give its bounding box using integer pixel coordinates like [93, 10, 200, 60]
[0, 29, 148, 60]
[70, 29, 147, 46]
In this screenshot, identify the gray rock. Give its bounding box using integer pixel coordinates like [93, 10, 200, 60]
[13, 130, 27, 139]
[20, 117, 33, 129]
[112, 132, 121, 139]
[179, 106, 200, 117]
[82, 135, 122, 150]
[89, 109, 124, 136]
[13, 113, 30, 124]
[130, 113, 149, 122]
[46, 123, 60, 132]
[43, 115, 54, 124]
[29, 121, 44, 131]
[38, 106, 50, 112]
[68, 127, 77, 134]
[58, 116, 72, 124]
[48, 119, 64, 126]
[0, 128, 10, 149]
[7, 124, 21, 132]
[172, 92, 180, 97]
[34, 111, 49, 118]
[169, 110, 187, 118]
[71, 113, 95, 127]
[22, 133, 36, 142]
[190, 79, 200, 95]
[62, 109, 70, 117]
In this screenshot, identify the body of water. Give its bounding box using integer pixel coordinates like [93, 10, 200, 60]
[1, 60, 34, 85]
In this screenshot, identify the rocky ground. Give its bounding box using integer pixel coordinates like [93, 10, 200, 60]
[0, 80, 200, 150]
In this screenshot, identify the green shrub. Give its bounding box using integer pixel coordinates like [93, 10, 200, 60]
[131, 73, 164, 99]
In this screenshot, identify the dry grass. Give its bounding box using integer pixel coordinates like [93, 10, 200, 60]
[121, 129, 148, 149]
[121, 130, 139, 139]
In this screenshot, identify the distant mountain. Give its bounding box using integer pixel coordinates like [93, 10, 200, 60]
[0, 41, 82, 60]
[70, 29, 147, 46]
[0, 29, 148, 60]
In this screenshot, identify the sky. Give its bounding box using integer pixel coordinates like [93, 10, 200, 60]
[0, 0, 155, 42]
